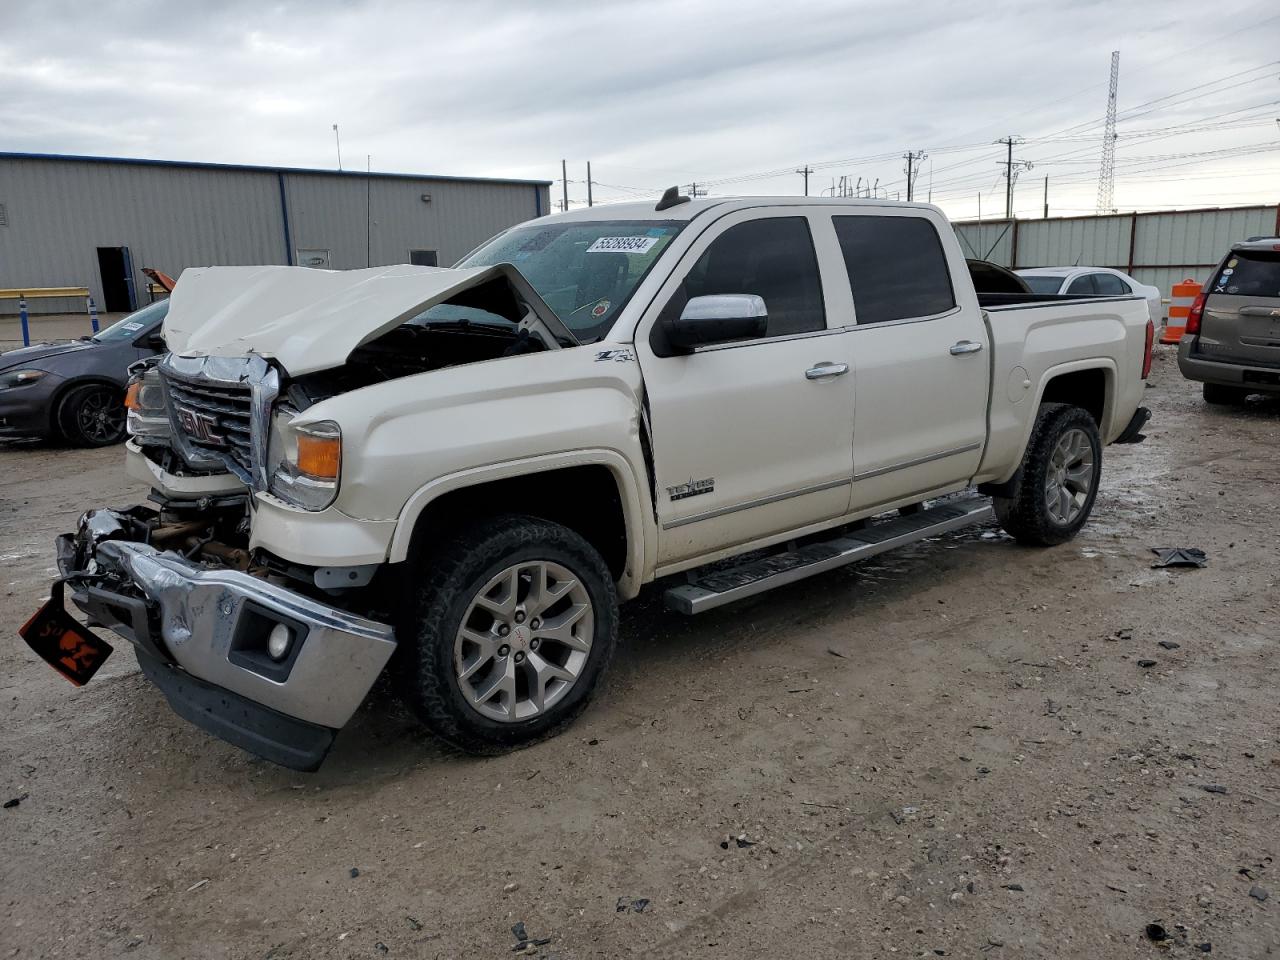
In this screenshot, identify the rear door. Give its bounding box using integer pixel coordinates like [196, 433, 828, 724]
[829, 211, 990, 511]
[1200, 249, 1280, 367]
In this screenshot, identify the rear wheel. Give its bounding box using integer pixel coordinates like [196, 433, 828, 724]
[395, 514, 618, 754]
[57, 383, 126, 447]
[994, 403, 1102, 546]
[1202, 383, 1250, 405]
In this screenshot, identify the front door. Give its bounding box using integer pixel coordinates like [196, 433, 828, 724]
[636, 211, 857, 568]
[827, 212, 990, 509]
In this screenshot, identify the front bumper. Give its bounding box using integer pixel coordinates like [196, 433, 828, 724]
[57, 508, 397, 770]
[0, 375, 61, 437]
[1177, 340, 1280, 393]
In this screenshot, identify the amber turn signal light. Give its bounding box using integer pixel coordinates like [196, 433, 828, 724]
[297, 429, 341, 480]
[124, 381, 142, 411]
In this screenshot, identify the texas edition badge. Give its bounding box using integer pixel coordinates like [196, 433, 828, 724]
[19, 580, 113, 686]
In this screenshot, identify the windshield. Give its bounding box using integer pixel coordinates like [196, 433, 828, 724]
[92, 299, 169, 343]
[459, 220, 684, 341]
[1020, 275, 1066, 295]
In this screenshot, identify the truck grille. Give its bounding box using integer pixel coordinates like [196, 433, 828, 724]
[162, 373, 256, 476]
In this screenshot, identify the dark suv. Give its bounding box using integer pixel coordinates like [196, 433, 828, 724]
[1178, 237, 1280, 404]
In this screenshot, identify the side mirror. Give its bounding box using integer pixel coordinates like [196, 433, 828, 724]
[664, 294, 767, 352]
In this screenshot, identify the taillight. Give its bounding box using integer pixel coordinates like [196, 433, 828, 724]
[1142, 318, 1154, 379]
[1185, 291, 1206, 336]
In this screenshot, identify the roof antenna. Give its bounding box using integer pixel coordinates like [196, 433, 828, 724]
[655, 185, 690, 211]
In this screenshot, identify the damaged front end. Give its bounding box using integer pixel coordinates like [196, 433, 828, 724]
[53, 505, 396, 770]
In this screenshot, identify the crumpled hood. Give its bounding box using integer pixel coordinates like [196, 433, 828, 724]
[0, 340, 94, 369]
[162, 263, 571, 376]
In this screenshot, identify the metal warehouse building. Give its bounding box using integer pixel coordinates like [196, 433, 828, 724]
[0, 152, 551, 314]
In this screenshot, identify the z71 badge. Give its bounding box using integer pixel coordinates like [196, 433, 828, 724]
[667, 477, 715, 501]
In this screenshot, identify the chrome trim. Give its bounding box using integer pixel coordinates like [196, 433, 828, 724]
[950, 340, 984, 355]
[159, 354, 279, 491]
[853, 442, 982, 482]
[90, 537, 395, 729]
[691, 324, 852, 354]
[662, 477, 850, 530]
[805, 362, 849, 379]
[846, 304, 962, 330]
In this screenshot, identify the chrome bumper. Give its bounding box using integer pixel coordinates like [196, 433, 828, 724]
[58, 509, 396, 748]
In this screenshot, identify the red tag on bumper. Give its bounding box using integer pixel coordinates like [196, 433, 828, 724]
[19, 581, 113, 686]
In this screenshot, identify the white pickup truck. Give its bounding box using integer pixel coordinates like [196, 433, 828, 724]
[37, 192, 1154, 770]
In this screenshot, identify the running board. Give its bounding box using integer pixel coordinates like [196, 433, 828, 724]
[663, 495, 994, 615]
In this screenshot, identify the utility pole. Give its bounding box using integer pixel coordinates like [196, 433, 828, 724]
[561, 159, 568, 213]
[995, 136, 1032, 219]
[586, 162, 593, 207]
[332, 124, 342, 171]
[903, 150, 926, 202]
[1043, 175, 1049, 219]
[1096, 50, 1120, 214]
[796, 165, 813, 196]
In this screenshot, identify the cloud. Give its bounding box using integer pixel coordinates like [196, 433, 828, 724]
[1, 0, 1277, 218]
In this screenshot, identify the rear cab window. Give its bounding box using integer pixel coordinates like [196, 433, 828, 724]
[831, 216, 955, 324]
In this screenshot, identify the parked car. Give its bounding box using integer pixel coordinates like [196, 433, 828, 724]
[1177, 237, 1280, 404]
[0, 299, 168, 446]
[34, 194, 1153, 770]
[1017, 267, 1162, 323]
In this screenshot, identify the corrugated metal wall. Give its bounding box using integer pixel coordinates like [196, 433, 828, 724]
[954, 205, 1280, 315]
[0, 156, 551, 314]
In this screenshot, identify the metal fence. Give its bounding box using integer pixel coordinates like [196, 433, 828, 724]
[953, 204, 1280, 315]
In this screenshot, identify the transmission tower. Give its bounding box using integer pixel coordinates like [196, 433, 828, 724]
[1096, 50, 1120, 214]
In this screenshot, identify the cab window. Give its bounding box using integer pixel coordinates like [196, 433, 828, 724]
[683, 217, 826, 338]
[832, 216, 955, 324]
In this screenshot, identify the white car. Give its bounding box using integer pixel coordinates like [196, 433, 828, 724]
[1017, 267, 1162, 322]
[40, 194, 1154, 770]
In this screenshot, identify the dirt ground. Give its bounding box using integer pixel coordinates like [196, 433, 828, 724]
[1, 346, 1277, 959]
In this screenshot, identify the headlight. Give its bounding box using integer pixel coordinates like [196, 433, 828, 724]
[0, 369, 46, 390]
[268, 412, 341, 511]
[124, 368, 170, 441]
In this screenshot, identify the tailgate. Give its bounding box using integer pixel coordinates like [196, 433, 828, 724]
[1199, 250, 1280, 366]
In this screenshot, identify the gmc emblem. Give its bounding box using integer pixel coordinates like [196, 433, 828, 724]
[176, 406, 226, 447]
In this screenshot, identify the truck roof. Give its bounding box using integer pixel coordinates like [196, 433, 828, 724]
[546, 196, 943, 223]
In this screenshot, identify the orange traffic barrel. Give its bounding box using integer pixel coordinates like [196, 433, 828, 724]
[1161, 278, 1201, 344]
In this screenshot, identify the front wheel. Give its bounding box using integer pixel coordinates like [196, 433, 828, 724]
[57, 383, 126, 447]
[993, 403, 1102, 546]
[395, 514, 618, 754]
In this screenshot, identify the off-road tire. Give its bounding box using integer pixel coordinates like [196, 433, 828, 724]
[993, 403, 1102, 547]
[1202, 383, 1250, 406]
[56, 383, 126, 447]
[395, 514, 618, 755]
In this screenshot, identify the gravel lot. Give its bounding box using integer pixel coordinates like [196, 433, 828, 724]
[2, 346, 1277, 959]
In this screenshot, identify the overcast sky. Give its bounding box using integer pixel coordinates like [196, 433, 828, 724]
[2, 0, 1277, 220]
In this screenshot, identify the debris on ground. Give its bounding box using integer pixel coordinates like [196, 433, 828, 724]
[720, 834, 756, 849]
[1158, 640, 1181, 650]
[349, 867, 360, 878]
[616, 896, 651, 913]
[1145, 923, 1171, 942]
[3, 794, 26, 809]
[1201, 784, 1229, 795]
[510, 920, 552, 952]
[1151, 547, 1208, 568]
[1106, 628, 1134, 642]
[1002, 883, 1024, 892]
[1196, 944, 1212, 953]
[1248, 885, 1269, 902]
[1137, 659, 1158, 668]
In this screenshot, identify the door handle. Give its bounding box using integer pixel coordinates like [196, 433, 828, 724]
[950, 340, 984, 356]
[805, 362, 849, 380]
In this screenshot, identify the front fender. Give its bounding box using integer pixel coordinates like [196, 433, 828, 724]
[387, 449, 655, 601]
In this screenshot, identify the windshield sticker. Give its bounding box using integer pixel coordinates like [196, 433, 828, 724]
[1213, 285, 1226, 293]
[1228, 259, 1238, 268]
[1221, 268, 1233, 276]
[587, 236, 660, 255]
[591, 299, 610, 318]
[1227, 285, 1239, 294]
[121, 322, 143, 331]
